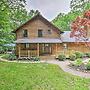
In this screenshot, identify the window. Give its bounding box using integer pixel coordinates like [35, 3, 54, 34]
[24, 43, 29, 49]
[23, 29, 28, 37]
[48, 30, 51, 34]
[38, 29, 43, 37]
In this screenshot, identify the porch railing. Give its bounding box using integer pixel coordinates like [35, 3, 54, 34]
[19, 50, 37, 57]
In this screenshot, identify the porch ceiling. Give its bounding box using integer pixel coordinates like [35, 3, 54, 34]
[15, 38, 62, 43]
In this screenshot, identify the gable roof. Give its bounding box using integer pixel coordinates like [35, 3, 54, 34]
[12, 14, 63, 34]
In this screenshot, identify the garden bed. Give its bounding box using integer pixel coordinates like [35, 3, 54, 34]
[68, 59, 90, 73]
[69, 63, 90, 73]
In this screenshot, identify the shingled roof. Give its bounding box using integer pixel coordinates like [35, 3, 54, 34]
[13, 14, 63, 34]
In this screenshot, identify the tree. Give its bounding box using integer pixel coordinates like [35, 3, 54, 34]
[0, 0, 38, 53]
[52, 11, 81, 31]
[70, 0, 90, 12]
[70, 9, 90, 47]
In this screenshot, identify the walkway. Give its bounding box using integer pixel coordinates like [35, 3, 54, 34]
[45, 60, 90, 78]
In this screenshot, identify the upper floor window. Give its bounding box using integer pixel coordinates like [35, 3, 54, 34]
[38, 29, 43, 37]
[23, 29, 28, 37]
[48, 29, 51, 34]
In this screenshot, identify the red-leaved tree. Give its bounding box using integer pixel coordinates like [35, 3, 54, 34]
[70, 10, 90, 47]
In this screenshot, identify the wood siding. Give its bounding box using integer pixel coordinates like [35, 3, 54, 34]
[16, 19, 60, 39]
[16, 43, 90, 58]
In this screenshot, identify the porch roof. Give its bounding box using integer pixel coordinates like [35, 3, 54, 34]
[15, 38, 62, 43]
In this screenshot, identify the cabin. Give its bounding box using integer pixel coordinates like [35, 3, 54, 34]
[13, 14, 90, 59]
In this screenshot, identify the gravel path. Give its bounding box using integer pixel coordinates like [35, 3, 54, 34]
[45, 60, 90, 78]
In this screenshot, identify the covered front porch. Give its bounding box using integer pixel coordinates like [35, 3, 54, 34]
[15, 38, 62, 58]
[16, 43, 60, 58]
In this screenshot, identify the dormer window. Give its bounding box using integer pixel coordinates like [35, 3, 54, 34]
[23, 29, 28, 37]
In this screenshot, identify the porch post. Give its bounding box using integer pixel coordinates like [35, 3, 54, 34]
[56, 43, 57, 55]
[18, 45, 21, 58]
[37, 43, 39, 57]
[28, 50, 30, 58]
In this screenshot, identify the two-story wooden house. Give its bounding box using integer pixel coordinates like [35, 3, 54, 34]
[13, 14, 63, 58]
[13, 13, 90, 59]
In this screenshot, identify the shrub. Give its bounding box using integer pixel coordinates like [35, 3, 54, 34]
[31, 57, 40, 61]
[69, 54, 76, 61]
[85, 53, 90, 58]
[8, 53, 17, 60]
[74, 51, 84, 58]
[86, 60, 90, 70]
[1, 54, 9, 59]
[74, 58, 83, 66]
[2, 53, 17, 60]
[58, 54, 66, 61]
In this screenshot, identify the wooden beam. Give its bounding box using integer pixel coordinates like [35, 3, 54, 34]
[56, 43, 57, 55]
[37, 43, 39, 57]
[28, 50, 30, 58]
[18, 45, 21, 58]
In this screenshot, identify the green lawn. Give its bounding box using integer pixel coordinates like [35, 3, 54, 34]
[0, 62, 90, 90]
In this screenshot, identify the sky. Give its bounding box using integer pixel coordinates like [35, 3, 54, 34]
[26, 0, 71, 20]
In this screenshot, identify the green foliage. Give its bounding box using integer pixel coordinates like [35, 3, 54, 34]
[1, 54, 10, 59]
[8, 53, 17, 60]
[0, 0, 38, 53]
[74, 58, 83, 66]
[1, 53, 17, 60]
[58, 54, 66, 61]
[31, 57, 40, 61]
[52, 0, 90, 32]
[86, 60, 90, 70]
[52, 11, 81, 31]
[69, 54, 76, 61]
[70, 0, 90, 12]
[85, 52, 90, 58]
[74, 51, 84, 58]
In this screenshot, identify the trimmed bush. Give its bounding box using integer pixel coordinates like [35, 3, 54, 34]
[58, 54, 66, 61]
[74, 51, 84, 58]
[74, 58, 83, 66]
[69, 54, 76, 61]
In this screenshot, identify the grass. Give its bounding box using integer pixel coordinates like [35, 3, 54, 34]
[0, 62, 90, 90]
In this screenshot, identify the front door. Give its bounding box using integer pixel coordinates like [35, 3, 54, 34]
[39, 44, 52, 55]
[44, 44, 51, 54]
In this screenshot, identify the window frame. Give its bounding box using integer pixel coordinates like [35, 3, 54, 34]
[38, 29, 43, 37]
[48, 29, 52, 34]
[23, 29, 28, 37]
